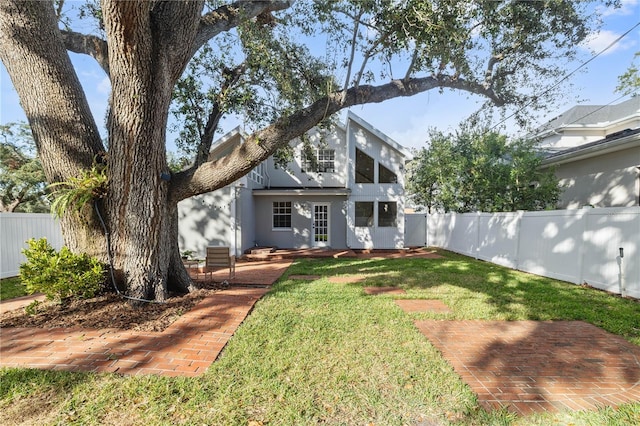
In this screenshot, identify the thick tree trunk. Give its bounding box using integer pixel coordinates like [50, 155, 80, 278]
[100, 0, 202, 302]
[0, 0, 106, 258]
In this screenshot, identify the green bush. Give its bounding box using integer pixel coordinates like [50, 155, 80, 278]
[19, 238, 106, 301]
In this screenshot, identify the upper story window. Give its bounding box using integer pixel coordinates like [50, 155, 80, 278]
[302, 149, 335, 173]
[378, 163, 397, 184]
[250, 163, 265, 185]
[355, 148, 374, 183]
[272, 201, 292, 229]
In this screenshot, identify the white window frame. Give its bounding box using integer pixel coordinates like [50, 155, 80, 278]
[272, 201, 292, 230]
[302, 148, 336, 173]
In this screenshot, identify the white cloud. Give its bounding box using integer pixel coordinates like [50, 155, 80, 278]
[97, 76, 111, 95]
[598, 0, 639, 17]
[581, 29, 637, 55]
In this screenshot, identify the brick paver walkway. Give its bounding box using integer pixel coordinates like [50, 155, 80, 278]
[363, 286, 406, 295]
[1, 287, 269, 377]
[189, 259, 293, 286]
[414, 320, 640, 415]
[0, 293, 46, 314]
[395, 299, 452, 313]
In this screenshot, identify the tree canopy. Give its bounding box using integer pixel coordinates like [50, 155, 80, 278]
[407, 128, 561, 213]
[0, 122, 49, 213]
[0, 0, 613, 301]
[616, 51, 640, 97]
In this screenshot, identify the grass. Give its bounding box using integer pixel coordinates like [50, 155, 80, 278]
[1, 249, 638, 425]
[0, 276, 27, 301]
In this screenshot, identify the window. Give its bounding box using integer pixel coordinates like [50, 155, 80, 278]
[355, 148, 374, 183]
[317, 149, 335, 172]
[250, 163, 265, 185]
[355, 202, 374, 227]
[272, 201, 292, 229]
[379, 163, 397, 183]
[302, 149, 335, 173]
[378, 202, 397, 227]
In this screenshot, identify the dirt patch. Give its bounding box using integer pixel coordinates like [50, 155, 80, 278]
[0, 284, 227, 332]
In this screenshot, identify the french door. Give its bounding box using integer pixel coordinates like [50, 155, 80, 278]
[312, 203, 330, 247]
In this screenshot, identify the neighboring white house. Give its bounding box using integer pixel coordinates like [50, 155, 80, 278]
[535, 97, 640, 209]
[178, 111, 413, 257]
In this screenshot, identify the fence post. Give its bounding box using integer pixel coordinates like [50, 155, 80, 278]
[576, 208, 589, 285]
[475, 212, 481, 260]
[514, 210, 524, 270]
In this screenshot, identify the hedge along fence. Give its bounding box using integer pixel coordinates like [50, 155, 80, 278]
[406, 206, 640, 299]
[0, 213, 64, 279]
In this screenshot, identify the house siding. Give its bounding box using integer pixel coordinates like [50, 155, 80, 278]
[265, 127, 348, 189]
[177, 112, 411, 255]
[178, 187, 235, 258]
[253, 195, 348, 249]
[553, 145, 640, 209]
[346, 120, 407, 249]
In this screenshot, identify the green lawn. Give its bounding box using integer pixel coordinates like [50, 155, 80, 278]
[0, 277, 27, 301]
[1, 250, 638, 425]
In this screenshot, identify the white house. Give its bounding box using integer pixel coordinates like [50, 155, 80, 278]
[178, 111, 413, 257]
[535, 97, 640, 209]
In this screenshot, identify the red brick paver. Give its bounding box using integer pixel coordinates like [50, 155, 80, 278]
[288, 275, 322, 280]
[328, 275, 368, 284]
[364, 286, 407, 295]
[395, 299, 452, 314]
[189, 259, 293, 286]
[0, 293, 46, 314]
[414, 320, 640, 415]
[0, 287, 269, 377]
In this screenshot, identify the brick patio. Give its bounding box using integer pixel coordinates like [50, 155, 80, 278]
[0, 259, 292, 377]
[0, 287, 269, 377]
[414, 320, 640, 415]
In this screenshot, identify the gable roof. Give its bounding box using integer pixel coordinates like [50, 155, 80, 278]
[208, 126, 245, 160]
[208, 112, 413, 161]
[345, 111, 414, 160]
[535, 97, 640, 138]
[540, 127, 640, 167]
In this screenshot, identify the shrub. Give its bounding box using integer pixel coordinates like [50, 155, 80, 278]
[19, 238, 106, 301]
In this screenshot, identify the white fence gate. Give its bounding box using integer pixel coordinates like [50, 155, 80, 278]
[417, 207, 640, 299]
[0, 213, 64, 279]
[404, 213, 428, 247]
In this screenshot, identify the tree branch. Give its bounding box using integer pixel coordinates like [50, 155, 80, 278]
[170, 74, 504, 202]
[60, 31, 110, 76]
[192, 0, 293, 56]
[342, 8, 363, 93]
[404, 49, 419, 82]
[484, 53, 504, 89]
[191, 63, 247, 169]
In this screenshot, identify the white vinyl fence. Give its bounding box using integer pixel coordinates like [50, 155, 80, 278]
[0, 213, 64, 279]
[407, 207, 640, 299]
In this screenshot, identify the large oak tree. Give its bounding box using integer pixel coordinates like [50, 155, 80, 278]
[0, 0, 610, 302]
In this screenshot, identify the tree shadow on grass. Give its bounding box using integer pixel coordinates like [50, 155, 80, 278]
[283, 251, 640, 343]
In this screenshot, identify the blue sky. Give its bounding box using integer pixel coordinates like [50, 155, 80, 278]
[1, 1, 639, 151]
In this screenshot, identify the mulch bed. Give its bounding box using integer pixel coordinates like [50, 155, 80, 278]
[0, 283, 229, 332]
